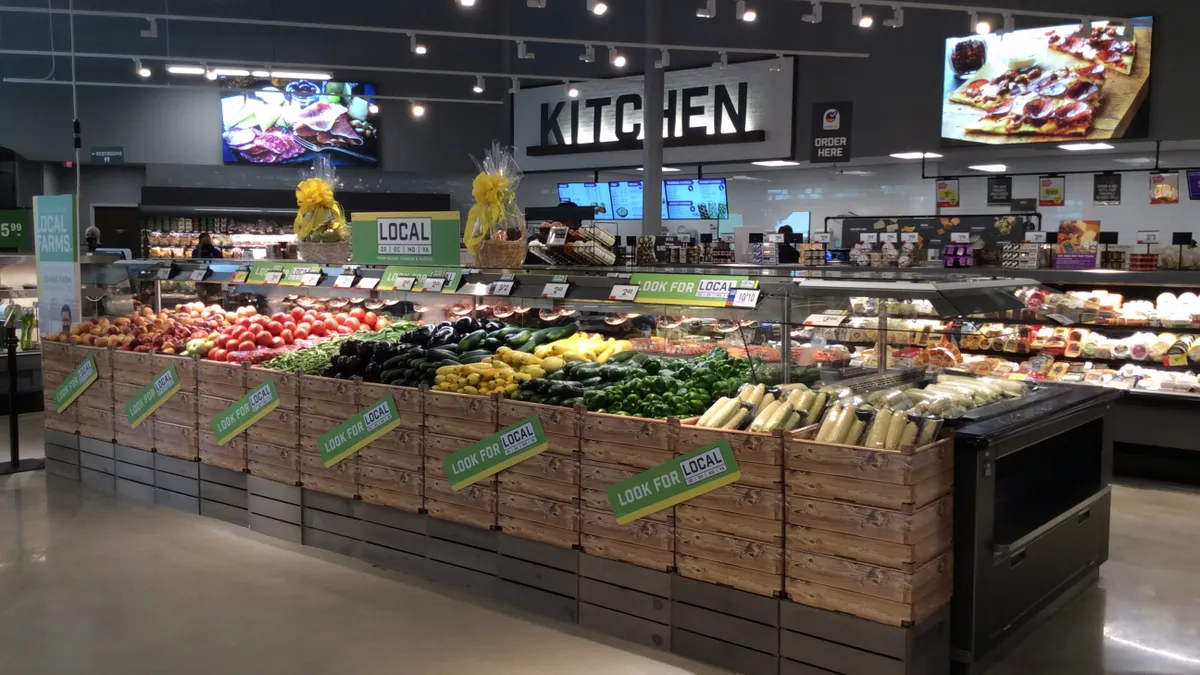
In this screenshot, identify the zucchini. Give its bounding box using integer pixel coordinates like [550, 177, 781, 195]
[544, 323, 579, 342]
[579, 377, 604, 387]
[749, 400, 781, 433]
[505, 330, 532, 348]
[573, 364, 601, 380]
[457, 329, 488, 353]
[845, 419, 866, 445]
[408, 346, 427, 360]
[380, 369, 406, 383]
[381, 354, 410, 370]
[426, 348, 458, 362]
[607, 350, 639, 364]
[898, 421, 919, 449]
[547, 371, 568, 382]
[831, 406, 856, 443]
[482, 337, 503, 351]
[489, 326, 523, 339]
[458, 349, 493, 361]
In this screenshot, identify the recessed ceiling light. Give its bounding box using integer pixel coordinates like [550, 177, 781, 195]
[840, 170, 876, 176]
[473, 76, 485, 94]
[752, 160, 800, 167]
[166, 65, 206, 75]
[588, 0, 608, 15]
[458, 0, 476, 6]
[270, 71, 332, 80]
[212, 68, 250, 77]
[890, 152, 942, 159]
[635, 167, 681, 172]
[969, 164, 1007, 172]
[1059, 142, 1115, 151]
[251, 70, 271, 78]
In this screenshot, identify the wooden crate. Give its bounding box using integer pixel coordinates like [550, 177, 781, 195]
[76, 345, 113, 379]
[78, 406, 115, 441]
[111, 350, 156, 386]
[247, 439, 300, 485]
[786, 469, 953, 513]
[153, 419, 198, 460]
[580, 458, 674, 571]
[197, 393, 244, 452]
[494, 401, 582, 548]
[499, 399, 581, 436]
[200, 428, 248, 473]
[423, 388, 496, 423]
[425, 413, 497, 442]
[582, 411, 671, 450]
[785, 524, 953, 574]
[298, 445, 357, 499]
[358, 427, 424, 513]
[785, 573, 953, 628]
[786, 494, 952, 547]
[786, 549, 953, 605]
[197, 360, 246, 399]
[77, 378, 114, 412]
[40, 341, 75, 372]
[785, 436, 953, 486]
[298, 374, 356, 405]
[423, 430, 497, 529]
[112, 382, 156, 451]
[359, 382, 422, 431]
[148, 353, 198, 388]
[43, 395, 78, 433]
[247, 367, 299, 406]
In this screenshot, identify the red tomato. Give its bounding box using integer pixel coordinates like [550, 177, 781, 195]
[356, 324, 370, 332]
[280, 329, 294, 345]
[349, 307, 366, 321]
[226, 351, 241, 362]
[320, 312, 334, 321]
[255, 332, 274, 347]
[283, 321, 296, 331]
[238, 340, 256, 352]
[209, 348, 227, 362]
[310, 322, 326, 337]
[271, 313, 287, 323]
[213, 336, 228, 350]
[270, 336, 285, 349]
[236, 330, 254, 344]
[303, 313, 318, 323]
[266, 321, 284, 336]
[290, 307, 306, 321]
[342, 317, 361, 331]
[294, 328, 310, 341]
[363, 311, 378, 329]
[249, 323, 265, 335]
[297, 321, 312, 333]
[336, 325, 352, 335]
[235, 317, 251, 328]
[323, 318, 338, 333]
[335, 313, 349, 325]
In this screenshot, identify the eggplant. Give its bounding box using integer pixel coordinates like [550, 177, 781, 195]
[344, 355, 364, 374]
[409, 325, 433, 346]
[331, 355, 346, 370]
[435, 321, 453, 331]
[372, 343, 397, 363]
[340, 340, 360, 357]
[483, 320, 504, 332]
[321, 365, 338, 378]
[357, 342, 375, 360]
[453, 317, 476, 334]
[364, 363, 383, 382]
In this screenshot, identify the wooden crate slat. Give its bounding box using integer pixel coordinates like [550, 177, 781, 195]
[358, 447, 422, 472]
[152, 420, 198, 460]
[785, 437, 952, 486]
[425, 413, 497, 442]
[786, 469, 954, 513]
[357, 463, 423, 496]
[673, 418, 784, 466]
[581, 439, 673, 471]
[786, 495, 952, 546]
[785, 524, 953, 573]
[359, 382, 422, 416]
[425, 476, 496, 511]
[423, 389, 497, 422]
[247, 440, 299, 471]
[497, 491, 580, 532]
[426, 499, 497, 530]
[582, 411, 670, 449]
[786, 549, 952, 604]
[504, 451, 581, 487]
[580, 533, 673, 572]
[499, 515, 579, 550]
[498, 471, 579, 503]
[676, 553, 784, 598]
[498, 400, 581, 436]
[363, 427, 423, 455]
[677, 527, 784, 575]
[676, 503, 782, 545]
[581, 507, 673, 551]
[785, 575, 952, 627]
[359, 486, 423, 513]
[298, 374, 357, 405]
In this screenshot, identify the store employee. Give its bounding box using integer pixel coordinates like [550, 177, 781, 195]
[777, 225, 800, 264]
[191, 233, 223, 259]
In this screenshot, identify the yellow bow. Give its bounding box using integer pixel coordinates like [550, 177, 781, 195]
[464, 171, 513, 255]
[293, 177, 346, 241]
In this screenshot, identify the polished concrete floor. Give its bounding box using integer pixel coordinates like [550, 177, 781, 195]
[2, 419, 1199, 674]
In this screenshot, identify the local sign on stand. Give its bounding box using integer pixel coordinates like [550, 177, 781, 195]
[607, 440, 741, 524]
[318, 394, 404, 467]
[211, 379, 280, 446]
[350, 211, 462, 266]
[443, 415, 549, 491]
[52, 355, 97, 413]
[124, 365, 181, 428]
[627, 273, 757, 308]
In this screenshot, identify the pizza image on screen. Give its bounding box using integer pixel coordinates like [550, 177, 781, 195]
[941, 18, 1152, 145]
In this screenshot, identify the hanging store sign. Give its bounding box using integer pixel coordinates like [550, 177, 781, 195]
[628, 273, 757, 307]
[319, 394, 404, 467]
[0, 210, 31, 250]
[1094, 173, 1122, 205]
[52, 355, 97, 413]
[1150, 172, 1180, 205]
[442, 415, 549, 491]
[376, 266, 462, 293]
[89, 147, 124, 164]
[124, 365, 181, 429]
[350, 211, 462, 266]
[987, 176, 1012, 205]
[211, 379, 279, 446]
[34, 194, 80, 338]
[935, 180, 960, 208]
[810, 101, 853, 164]
[514, 58, 795, 171]
[1039, 175, 1065, 207]
[607, 439, 741, 524]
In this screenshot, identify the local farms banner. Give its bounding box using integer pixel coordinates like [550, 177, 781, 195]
[52, 355, 97, 413]
[628, 274, 757, 308]
[607, 440, 741, 524]
[33, 195, 80, 338]
[318, 394, 404, 467]
[443, 415, 549, 491]
[124, 365, 181, 428]
[351, 211, 462, 267]
[211, 378, 280, 445]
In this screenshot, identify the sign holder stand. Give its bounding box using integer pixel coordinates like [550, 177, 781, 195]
[0, 326, 42, 475]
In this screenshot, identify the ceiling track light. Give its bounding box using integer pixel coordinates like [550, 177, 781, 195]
[972, 12, 991, 34]
[410, 101, 426, 118]
[608, 45, 626, 68]
[801, 1, 822, 24]
[517, 40, 535, 59]
[587, 0, 608, 16]
[473, 75, 485, 93]
[655, 48, 670, 69]
[852, 4, 872, 28]
[139, 17, 158, 38]
[205, 68, 217, 81]
[735, 0, 756, 22]
[409, 33, 427, 55]
[696, 0, 716, 19]
[457, 0, 477, 6]
[134, 58, 151, 78]
[565, 81, 579, 98]
[579, 44, 595, 63]
[1002, 13, 1015, 32]
[882, 6, 903, 28]
[368, 102, 379, 113]
[251, 69, 270, 78]
[509, 77, 520, 94]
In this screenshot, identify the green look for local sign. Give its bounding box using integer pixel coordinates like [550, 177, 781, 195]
[607, 440, 741, 524]
[443, 415, 549, 491]
[318, 394, 404, 467]
[52, 355, 98, 413]
[125, 365, 181, 428]
[211, 378, 279, 446]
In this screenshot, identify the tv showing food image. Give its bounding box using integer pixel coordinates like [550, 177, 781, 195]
[221, 79, 379, 166]
[941, 18, 1152, 145]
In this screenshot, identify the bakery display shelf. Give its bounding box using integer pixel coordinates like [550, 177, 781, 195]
[954, 346, 1198, 370]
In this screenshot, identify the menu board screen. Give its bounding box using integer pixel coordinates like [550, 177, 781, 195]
[664, 178, 729, 220]
[608, 181, 664, 221]
[557, 183, 614, 218]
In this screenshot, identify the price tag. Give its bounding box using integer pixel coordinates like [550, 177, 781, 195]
[541, 282, 570, 299]
[489, 280, 515, 296]
[900, 232, 920, 244]
[551, 274, 569, 283]
[423, 277, 446, 292]
[392, 277, 416, 291]
[766, 233, 785, 244]
[609, 285, 639, 301]
[1008, 373, 1028, 381]
[813, 232, 832, 244]
[1166, 353, 1188, 367]
[189, 269, 208, 282]
[950, 232, 971, 244]
[156, 267, 173, 281]
[730, 288, 760, 309]
[263, 271, 284, 285]
[230, 271, 248, 283]
[859, 232, 878, 244]
[357, 277, 380, 290]
[1025, 231, 1049, 243]
[803, 313, 847, 327]
[333, 274, 355, 288]
[547, 226, 569, 247]
[879, 232, 898, 243]
[300, 273, 322, 287]
[500, 273, 516, 281]
[1136, 230, 1160, 245]
[286, 267, 309, 283]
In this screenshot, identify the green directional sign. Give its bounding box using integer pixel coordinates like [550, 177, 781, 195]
[443, 415, 549, 491]
[607, 439, 741, 524]
[211, 378, 279, 446]
[628, 273, 757, 308]
[52, 355, 98, 413]
[318, 394, 405, 467]
[125, 365, 181, 428]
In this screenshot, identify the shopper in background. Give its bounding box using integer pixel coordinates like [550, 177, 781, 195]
[84, 224, 101, 252]
[777, 225, 800, 264]
[192, 233, 223, 259]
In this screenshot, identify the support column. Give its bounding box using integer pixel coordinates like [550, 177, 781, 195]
[641, 0, 664, 237]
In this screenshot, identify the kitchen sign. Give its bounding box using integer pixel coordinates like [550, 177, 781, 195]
[318, 394, 404, 467]
[936, 180, 960, 208]
[810, 101, 853, 164]
[1039, 175, 1065, 207]
[351, 211, 461, 266]
[514, 58, 794, 171]
[1094, 173, 1122, 205]
[628, 273, 757, 308]
[607, 439, 741, 524]
[442, 415, 549, 491]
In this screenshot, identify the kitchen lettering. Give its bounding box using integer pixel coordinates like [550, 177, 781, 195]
[540, 83, 749, 146]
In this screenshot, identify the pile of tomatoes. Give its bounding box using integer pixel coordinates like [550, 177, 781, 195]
[206, 306, 388, 362]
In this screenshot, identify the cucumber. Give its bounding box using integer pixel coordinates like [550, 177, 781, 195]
[543, 323, 579, 342]
[380, 369, 406, 383]
[482, 337, 503, 351]
[458, 349, 493, 362]
[505, 330, 532, 348]
[490, 326, 523, 339]
[426, 348, 458, 362]
[381, 354, 410, 370]
[607, 350, 639, 364]
[457, 329, 488, 353]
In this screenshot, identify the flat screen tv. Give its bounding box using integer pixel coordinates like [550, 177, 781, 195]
[940, 17, 1152, 146]
[221, 78, 379, 166]
[606, 179, 729, 221]
[556, 182, 614, 218]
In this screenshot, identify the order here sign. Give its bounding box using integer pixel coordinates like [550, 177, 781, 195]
[810, 101, 853, 164]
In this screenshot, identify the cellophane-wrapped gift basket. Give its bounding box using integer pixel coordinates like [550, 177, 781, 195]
[293, 156, 351, 264]
[464, 142, 526, 268]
